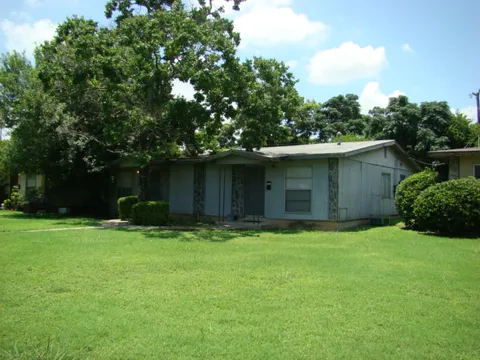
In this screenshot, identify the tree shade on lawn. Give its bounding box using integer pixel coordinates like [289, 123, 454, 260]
[0, 225, 479, 359]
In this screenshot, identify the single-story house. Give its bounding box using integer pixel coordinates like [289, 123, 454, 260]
[17, 173, 46, 198]
[429, 147, 480, 180]
[112, 140, 419, 229]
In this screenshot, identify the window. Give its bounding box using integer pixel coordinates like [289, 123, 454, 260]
[26, 174, 37, 192]
[117, 171, 134, 197]
[384, 147, 387, 158]
[285, 167, 312, 212]
[381, 173, 391, 199]
[474, 165, 480, 179]
[399, 174, 406, 182]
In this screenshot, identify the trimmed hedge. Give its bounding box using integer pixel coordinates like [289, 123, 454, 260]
[395, 168, 438, 228]
[413, 177, 480, 236]
[131, 201, 169, 226]
[118, 196, 138, 220]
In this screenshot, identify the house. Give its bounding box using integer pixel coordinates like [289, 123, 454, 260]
[17, 173, 45, 198]
[111, 140, 419, 229]
[429, 147, 480, 180]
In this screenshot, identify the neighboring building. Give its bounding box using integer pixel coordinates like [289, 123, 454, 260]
[429, 148, 480, 180]
[112, 140, 419, 229]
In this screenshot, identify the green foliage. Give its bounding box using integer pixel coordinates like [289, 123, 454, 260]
[395, 168, 438, 227]
[0, 140, 12, 186]
[413, 178, 480, 236]
[117, 196, 138, 220]
[3, 199, 12, 210]
[7, 185, 24, 210]
[131, 201, 169, 226]
[234, 58, 302, 150]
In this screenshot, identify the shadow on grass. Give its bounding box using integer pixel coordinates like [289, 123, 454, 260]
[112, 227, 309, 242]
[0, 211, 102, 227]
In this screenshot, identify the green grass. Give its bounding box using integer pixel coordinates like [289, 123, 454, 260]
[0, 211, 102, 232]
[0, 219, 479, 359]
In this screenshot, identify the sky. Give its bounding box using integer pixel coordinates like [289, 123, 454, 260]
[0, 0, 479, 119]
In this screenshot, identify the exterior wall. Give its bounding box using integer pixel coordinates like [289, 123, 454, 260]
[204, 164, 232, 218]
[18, 173, 45, 198]
[169, 164, 194, 214]
[116, 170, 140, 196]
[459, 155, 480, 178]
[338, 147, 415, 220]
[215, 156, 262, 165]
[264, 159, 329, 220]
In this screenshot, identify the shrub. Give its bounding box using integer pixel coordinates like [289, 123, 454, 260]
[395, 168, 438, 227]
[131, 201, 169, 226]
[117, 196, 138, 220]
[3, 199, 12, 210]
[413, 177, 480, 236]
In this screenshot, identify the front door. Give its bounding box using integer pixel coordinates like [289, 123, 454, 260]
[244, 166, 265, 217]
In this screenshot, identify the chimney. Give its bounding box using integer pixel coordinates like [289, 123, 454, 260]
[337, 132, 342, 145]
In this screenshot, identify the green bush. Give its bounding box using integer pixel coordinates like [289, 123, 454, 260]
[3, 199, 12, 210]
[395, 168, 438, 227]
[413, 177, 480, 236]
[118, 196, 138, 220]
[131, 201, 169, 226]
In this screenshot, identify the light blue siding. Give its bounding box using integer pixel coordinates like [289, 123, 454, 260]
[169, 164, 194, 214]
[265, 160, 329, 220]
[338, 147, 416, 219]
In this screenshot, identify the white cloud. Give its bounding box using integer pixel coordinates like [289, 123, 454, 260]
[172, 79, 196, 100]
[359, 82, 404, 114]
[25, 0, 44, 7]
[232, 0, 328, 48]
[285, 60, 298, 69]
[402, 43, 413, 52]
[0, 19, 57, 58]
[307, 42, 387, 85]
[459, 106, 478, 122]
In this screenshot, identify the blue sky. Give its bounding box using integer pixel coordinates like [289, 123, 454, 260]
[0, 0, 479, 118]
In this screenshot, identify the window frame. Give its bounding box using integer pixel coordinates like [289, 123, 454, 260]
[284, 166, 313, 213]
[26, 174, 37, 192]
[473, 164, 480, 179]
[381, 172, 392, 199]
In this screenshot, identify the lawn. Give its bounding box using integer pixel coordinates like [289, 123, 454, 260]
[0, 219, 479, 359]
[0, 211, 102, 232]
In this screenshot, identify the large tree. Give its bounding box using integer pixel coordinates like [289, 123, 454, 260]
[33, 0, 242, 170]
[233, 57, 302, 150]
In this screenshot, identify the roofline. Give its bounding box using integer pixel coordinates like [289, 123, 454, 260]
[173, 149, 279, 164]
[429, 149, 480, 158]
[108, 140, 421, 171]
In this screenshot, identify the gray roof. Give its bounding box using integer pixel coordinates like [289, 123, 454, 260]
[175, 140, 420, 168]
[256, 140, 395, 158]
[429, 147, 480, 158]
[112, 139, 420, 171]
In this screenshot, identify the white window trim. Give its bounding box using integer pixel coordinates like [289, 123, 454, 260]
[284, 166, 313, 214]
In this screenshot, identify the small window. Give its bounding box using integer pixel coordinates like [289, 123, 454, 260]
[399, 174, 406, 183]
[384, 147, 387, 158]
[381, 173, 391, 199]
[474, 165, 480, 179]
[285, 167, 312, 212]
[117, 171, 134, 197]
[26, 174, 37, 191]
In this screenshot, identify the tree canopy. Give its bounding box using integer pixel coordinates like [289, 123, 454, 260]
[0, 0, 477, 183]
